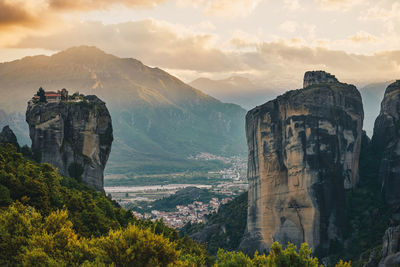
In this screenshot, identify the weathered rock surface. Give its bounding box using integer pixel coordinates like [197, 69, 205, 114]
[303, 71, 338, 88]
[372, 80, 400, 205]
[26, 95, 113, 191]
[240, 71, 364, 253]
[379, 226, 400, 266]
[0, 125, 19, 149]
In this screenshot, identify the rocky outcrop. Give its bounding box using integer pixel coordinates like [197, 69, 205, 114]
[303, 71, 338, 88]
[0, 125, 19, 149]
[372, 81, 400, 205]
[379, 226, 400, 266]
[26, 94, 113, 191]
[240, 71, 363, 253]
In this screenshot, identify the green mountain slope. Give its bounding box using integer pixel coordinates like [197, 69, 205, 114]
[0, 144, 212, 266]
[0, 46, 247, 176]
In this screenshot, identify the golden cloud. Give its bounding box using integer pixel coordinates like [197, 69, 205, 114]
[315, 0, 363, 10]
[48, 0, 165, 11]
[347, 31, 377, 43]
[12, 19, 400, 88]
[0, 0, 164, 28]
[15, 20, 239, 72]
[177, 0, 265, 17]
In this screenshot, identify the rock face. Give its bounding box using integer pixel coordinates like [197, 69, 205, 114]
[26, 94, 113, 191]
[372, 81, 400, 205]
[303, 71, 338, 88]
[0, 125, 19, 149]
[379, 226, 400, 266]
[240, 71, 363, 253]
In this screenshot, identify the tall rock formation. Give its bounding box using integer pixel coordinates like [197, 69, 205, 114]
[26, 93, 113, 191]
[372, 80, 400, 205]
[0, 125, 20, 149]
[240, 71, 364, 253]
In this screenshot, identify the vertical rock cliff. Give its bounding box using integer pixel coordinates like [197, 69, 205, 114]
[240, 71, 364, 253]
[26, 94, 113, 191]
[0, 126, 19, 149]
[372, 81, 400, 206]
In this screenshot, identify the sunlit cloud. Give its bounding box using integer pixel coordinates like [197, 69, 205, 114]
[0, 0, 399, 90]
[176, 0, 265, 17]
[347, 31, 377, 43]
[283, 0, 301, 11]
[279, 21, 298, 33]
[10, 18, 400, 89]
[0, 0, 164, 28]
[315, 0, 364, 10]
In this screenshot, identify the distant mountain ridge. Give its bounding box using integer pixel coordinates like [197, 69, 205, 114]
[189, 76, 278, 110]
[0, 46, 247, 176]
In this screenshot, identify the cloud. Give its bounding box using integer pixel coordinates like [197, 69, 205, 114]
[347, 31, 377, 43]
[283, 0, 301, 11]
[0, 0, 48, 27]
[0, 0, 164, 28]
[15, 19, 240, 72]
[177, 0, 265, 17]
[359, 2, 400, 22]
[279, 21, 298, 33]
[315, 0, 363, 10]
[12, 19, 400, 88]
[48, 0, 164, 11]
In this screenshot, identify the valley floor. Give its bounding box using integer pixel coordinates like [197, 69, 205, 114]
[104, 153, 248, 228]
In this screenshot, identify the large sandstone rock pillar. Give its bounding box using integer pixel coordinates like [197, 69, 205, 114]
[240, 71, 364, 253]
[26, 94, 113, 191]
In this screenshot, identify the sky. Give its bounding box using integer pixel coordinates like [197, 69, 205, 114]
[0, 0, 399, 89]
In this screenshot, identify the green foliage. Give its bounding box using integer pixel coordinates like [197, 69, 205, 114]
[68, 162, 84, 182]
[214, 242, 348, 267]
[32, 147, 42, 163]
[181, 192, 248, 254]
[0, 203, 181, 266]
[20, 145, 32, 158]
[215, 249, 253, 267]
[0, 184, 11, 205]
[37, 87, 46, 103]
[0, 144, 211, 266]
[91, 224, 180, 266]
[266, 242, 320, 267]
[336, 260, 352, 267]
[0, 144, 352, 266]
[0, 144, 132, 235]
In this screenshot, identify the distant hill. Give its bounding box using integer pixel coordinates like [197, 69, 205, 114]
[189, 76, 278, 110]
[0, 46, 247, 176]
[359, 81, 394, 136]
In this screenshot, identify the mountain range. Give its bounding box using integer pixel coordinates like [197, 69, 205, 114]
[0, 46, 246, 176]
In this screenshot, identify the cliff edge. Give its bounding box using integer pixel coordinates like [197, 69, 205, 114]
[372, 80, 400, 205]
[26, 90, 113, 191]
